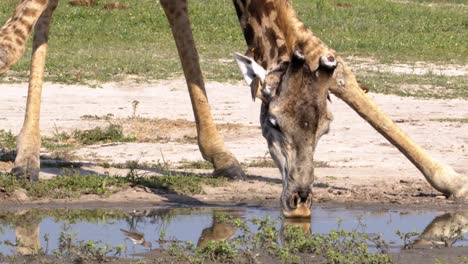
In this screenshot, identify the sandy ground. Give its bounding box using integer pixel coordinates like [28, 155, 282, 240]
[0, 79, 467, 207]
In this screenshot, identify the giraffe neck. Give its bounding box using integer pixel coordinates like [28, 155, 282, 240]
[233, 0, 290, 70]
[234, 0, 333, 73]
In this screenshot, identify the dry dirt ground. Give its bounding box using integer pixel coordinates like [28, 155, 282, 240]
[0, 79, 467, 208]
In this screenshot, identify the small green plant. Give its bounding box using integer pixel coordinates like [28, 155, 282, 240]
[50, 227, 123, 262]
[80, 113, 115, 121]
[396, 230, 421, 250]
[243, 158, 277, 168]
[0, 129, 16, 161]
[429, 117, 468, 124]
[128, 172, 227, 195]
[0, 129, 15, 151]
[177, 159, 213, 170]
[196, 240, 239, 263]
[131, 100, 140, 118]
[72, 124, 136, 145]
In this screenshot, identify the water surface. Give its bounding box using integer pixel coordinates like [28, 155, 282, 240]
[0, 206, 466, 257]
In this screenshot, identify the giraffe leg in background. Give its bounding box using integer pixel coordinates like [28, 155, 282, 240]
[0, 0, 49, 75]
[12, 0, 58, 181]
[160, 0, 245, 180]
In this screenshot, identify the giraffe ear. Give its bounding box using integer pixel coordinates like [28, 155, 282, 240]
[233, 52, 266, 86]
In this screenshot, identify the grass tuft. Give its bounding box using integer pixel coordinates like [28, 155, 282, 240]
[72, 124, 136, 145]
[0, 172, 127, 199]
[0, 130, 16, 161]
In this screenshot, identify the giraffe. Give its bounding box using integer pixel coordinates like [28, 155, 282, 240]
[231, 0, 467, 215]
[0, 0, 466, 218]
[0, 0, 246, 182]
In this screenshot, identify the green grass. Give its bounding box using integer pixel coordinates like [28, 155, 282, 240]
[297, 0, 467, 64]
[359, 72, 468, 99]
[0, 129, 15, 151]
[0, 172, 127, 198]
[0, 129, 16, 161]
[0, 0, 466, 84]
[71, 124, 136, 145]
[40, 124, 135, 160]
[130, 173, 227, 195]
[409, 0, 467, 4]
[177, 159, 214, 170]
[0, 168, 227, 198]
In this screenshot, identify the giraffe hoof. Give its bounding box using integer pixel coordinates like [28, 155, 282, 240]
[211, 152, 246, 180]
[11, 166, 40, 182]
[213, 164, 246, 181]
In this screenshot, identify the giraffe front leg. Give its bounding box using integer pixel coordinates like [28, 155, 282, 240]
[161, 0, 245, 180]
[197, 123, 245, 180]
[12, 0, 58, 181]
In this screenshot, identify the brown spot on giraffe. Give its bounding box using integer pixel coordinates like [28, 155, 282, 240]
[22, 8, 39, 18]
[34, 0, 48, 5]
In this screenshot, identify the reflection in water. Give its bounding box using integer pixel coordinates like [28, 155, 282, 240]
[13, 210, 41, 255]
[282, 218, 311, 234]
[415, 211, 468, 247]
[0, 207, 467, 256]
[280, 218, 311, 246]
[197, 211, 241, 248]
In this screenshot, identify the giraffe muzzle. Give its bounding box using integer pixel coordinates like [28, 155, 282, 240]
[283, 191, 312, 218]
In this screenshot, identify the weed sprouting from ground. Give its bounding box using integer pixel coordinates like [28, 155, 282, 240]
[43, 124, 136, 148]
[131, 100, 140, 119]
[396, 230, 421, 250]
[130, 173, 226, 195]
[177, 159, 214, 170]
[429, 117, 468, 124]
[0, 129, 16, 161]
[124, 160, 226, 195]
[0, 130, 15, 151]
[72, 124, 136, 145]
[80, 113, 115, 121]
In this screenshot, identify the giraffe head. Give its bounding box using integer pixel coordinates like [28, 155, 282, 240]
[234, 50, 336, 218]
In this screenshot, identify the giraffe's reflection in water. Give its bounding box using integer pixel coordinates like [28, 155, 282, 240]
[197, 210, 242, 249]
[12, 210, 40, 255]
[4, 208, 468, 255]
[414, 211, 468, 247]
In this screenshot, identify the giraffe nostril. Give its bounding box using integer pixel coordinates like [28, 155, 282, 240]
[298, 191, 310, 203]
[289, 193, 300, 209]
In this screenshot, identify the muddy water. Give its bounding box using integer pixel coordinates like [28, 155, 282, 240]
[0, 206, 466, 257]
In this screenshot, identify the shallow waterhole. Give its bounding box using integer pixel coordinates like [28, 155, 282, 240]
[0, 206, 466, 257]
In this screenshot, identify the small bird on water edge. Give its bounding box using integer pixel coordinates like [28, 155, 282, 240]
[120, 229, 152, 249]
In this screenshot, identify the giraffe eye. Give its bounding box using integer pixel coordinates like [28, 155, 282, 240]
[269, 117, 280, 129]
